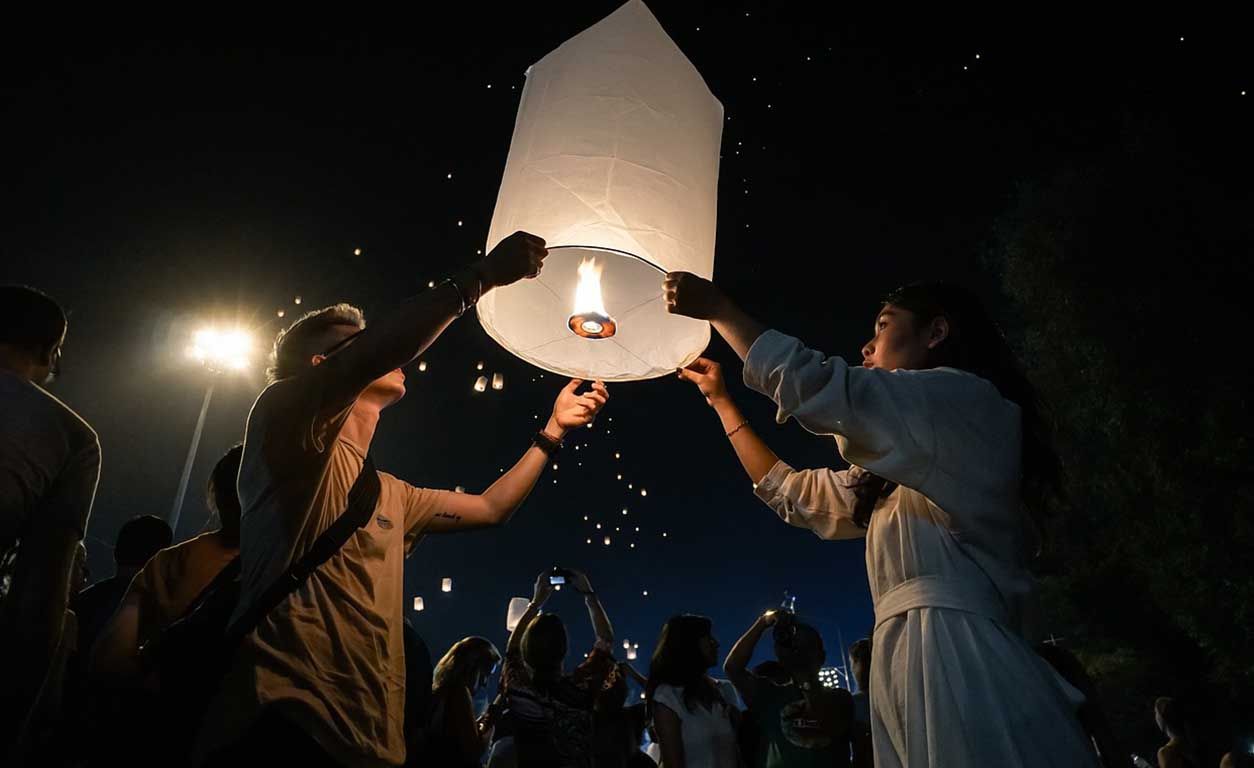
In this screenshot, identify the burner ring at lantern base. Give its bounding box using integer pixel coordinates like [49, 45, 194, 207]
[568, 312, 617, 339]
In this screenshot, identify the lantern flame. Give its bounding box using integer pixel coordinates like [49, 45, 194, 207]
[568, 257, 617, 338]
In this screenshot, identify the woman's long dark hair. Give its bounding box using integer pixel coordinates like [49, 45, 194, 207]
[850, 281, 1060, 535]
[521, 612, 568, 690]
[646, 615, 722, 714]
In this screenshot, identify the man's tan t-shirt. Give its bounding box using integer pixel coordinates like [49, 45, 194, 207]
[126, 530, 239, 647]
[198, 373, 458, 767]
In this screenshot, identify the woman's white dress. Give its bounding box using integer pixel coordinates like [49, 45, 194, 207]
[744, 329, 1098, 768]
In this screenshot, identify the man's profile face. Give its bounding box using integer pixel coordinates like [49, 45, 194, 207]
[313, 325, 407, 406]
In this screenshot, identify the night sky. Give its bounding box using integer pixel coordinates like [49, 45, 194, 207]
[3, 7, 1250, 683]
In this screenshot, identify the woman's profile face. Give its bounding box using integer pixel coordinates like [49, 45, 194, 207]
[861, 305, 941, 372]
[698, 632, 720, 668]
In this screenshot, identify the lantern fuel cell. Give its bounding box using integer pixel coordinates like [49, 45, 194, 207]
[479, 0, 723, 381]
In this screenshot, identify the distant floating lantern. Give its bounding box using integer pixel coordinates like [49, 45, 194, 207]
[413, 596, 424, 611]
[441, 578, 453, 592]
[478, 0, 723, 382]
[476, 361, 485, 371]
[418, 361, 427, 372]
[294, 296, 302, 305]
[604, 535, 611, 546]
[622, 508, 628, 515]
[640, 489, 648, 497]
[354, 247, 362, 256]
[627, 646, 638, 660]
[507, 597, 530, 631]
[277, 310, 285, 318]
[623, 639, 632, 650]
[474, 376, 488, 392]
[643, 590, 649, 596]
[492, 372, 504, 390]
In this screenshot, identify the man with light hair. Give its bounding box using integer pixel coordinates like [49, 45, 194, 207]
[198, 232, 609, 767]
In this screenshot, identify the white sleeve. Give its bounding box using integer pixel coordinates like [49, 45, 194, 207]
[714, 678, 743, 711]
[652, 684, 684, 718]
[753, 460, 866, 540]
[743, 329, 938, 488]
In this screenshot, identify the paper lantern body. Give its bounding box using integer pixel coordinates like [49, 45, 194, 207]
[506, 597, 531, 632]
[479, 0, 723, 381]
[441, 578, 453, 593]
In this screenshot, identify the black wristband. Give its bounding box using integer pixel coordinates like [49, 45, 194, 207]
[533, 430, 563, 455]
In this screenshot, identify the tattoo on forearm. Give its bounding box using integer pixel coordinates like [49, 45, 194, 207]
[436, 511, 463, 521]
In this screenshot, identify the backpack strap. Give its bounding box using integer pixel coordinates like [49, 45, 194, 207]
[226, 455, 381, 643]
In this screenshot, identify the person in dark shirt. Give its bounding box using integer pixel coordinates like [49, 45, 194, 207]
[74, 515, 171, 658]
[725, 609, 853, 768]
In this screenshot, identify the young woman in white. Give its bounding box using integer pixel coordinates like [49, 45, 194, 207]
[664, 273, 1099, 768]
[646, 615, 741, 768]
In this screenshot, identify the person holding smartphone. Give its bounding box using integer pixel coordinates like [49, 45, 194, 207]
[498, 568, 615, 768]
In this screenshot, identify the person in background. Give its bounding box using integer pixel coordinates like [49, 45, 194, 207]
[725, 609, 853, 768]
[1154, 697, 1202, 768]
[91, 446, 244, 687]
[74, 514, 172, 660]
[0, 285, 101, 759]
[425, 636, 502, 767]
[646, 614, 740, 768]
[502, 569, 616, 768]
[848, 639, 873, 768]
[592, 662, 652, 768]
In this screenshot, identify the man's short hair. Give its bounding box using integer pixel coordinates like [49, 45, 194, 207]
[114, 515, 173, 568]
[0, 285, 67, 359]
[267, 303, 365, 383]
[849, 638, 872, 667]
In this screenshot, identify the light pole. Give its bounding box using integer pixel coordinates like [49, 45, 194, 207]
[170, 327, 253, 534]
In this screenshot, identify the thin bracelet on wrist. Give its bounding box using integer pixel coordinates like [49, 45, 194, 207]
[725, 418, 750, 438]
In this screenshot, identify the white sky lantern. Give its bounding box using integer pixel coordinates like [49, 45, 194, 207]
[627, 646, 638, 660]
[507, 597, 530, 632]
[441, 578, 453, 593]
[492, 372, 504, 390]
[478, 0, 723, 382]
[474, 376, 488, 392]
[413, 596, 424, 612]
